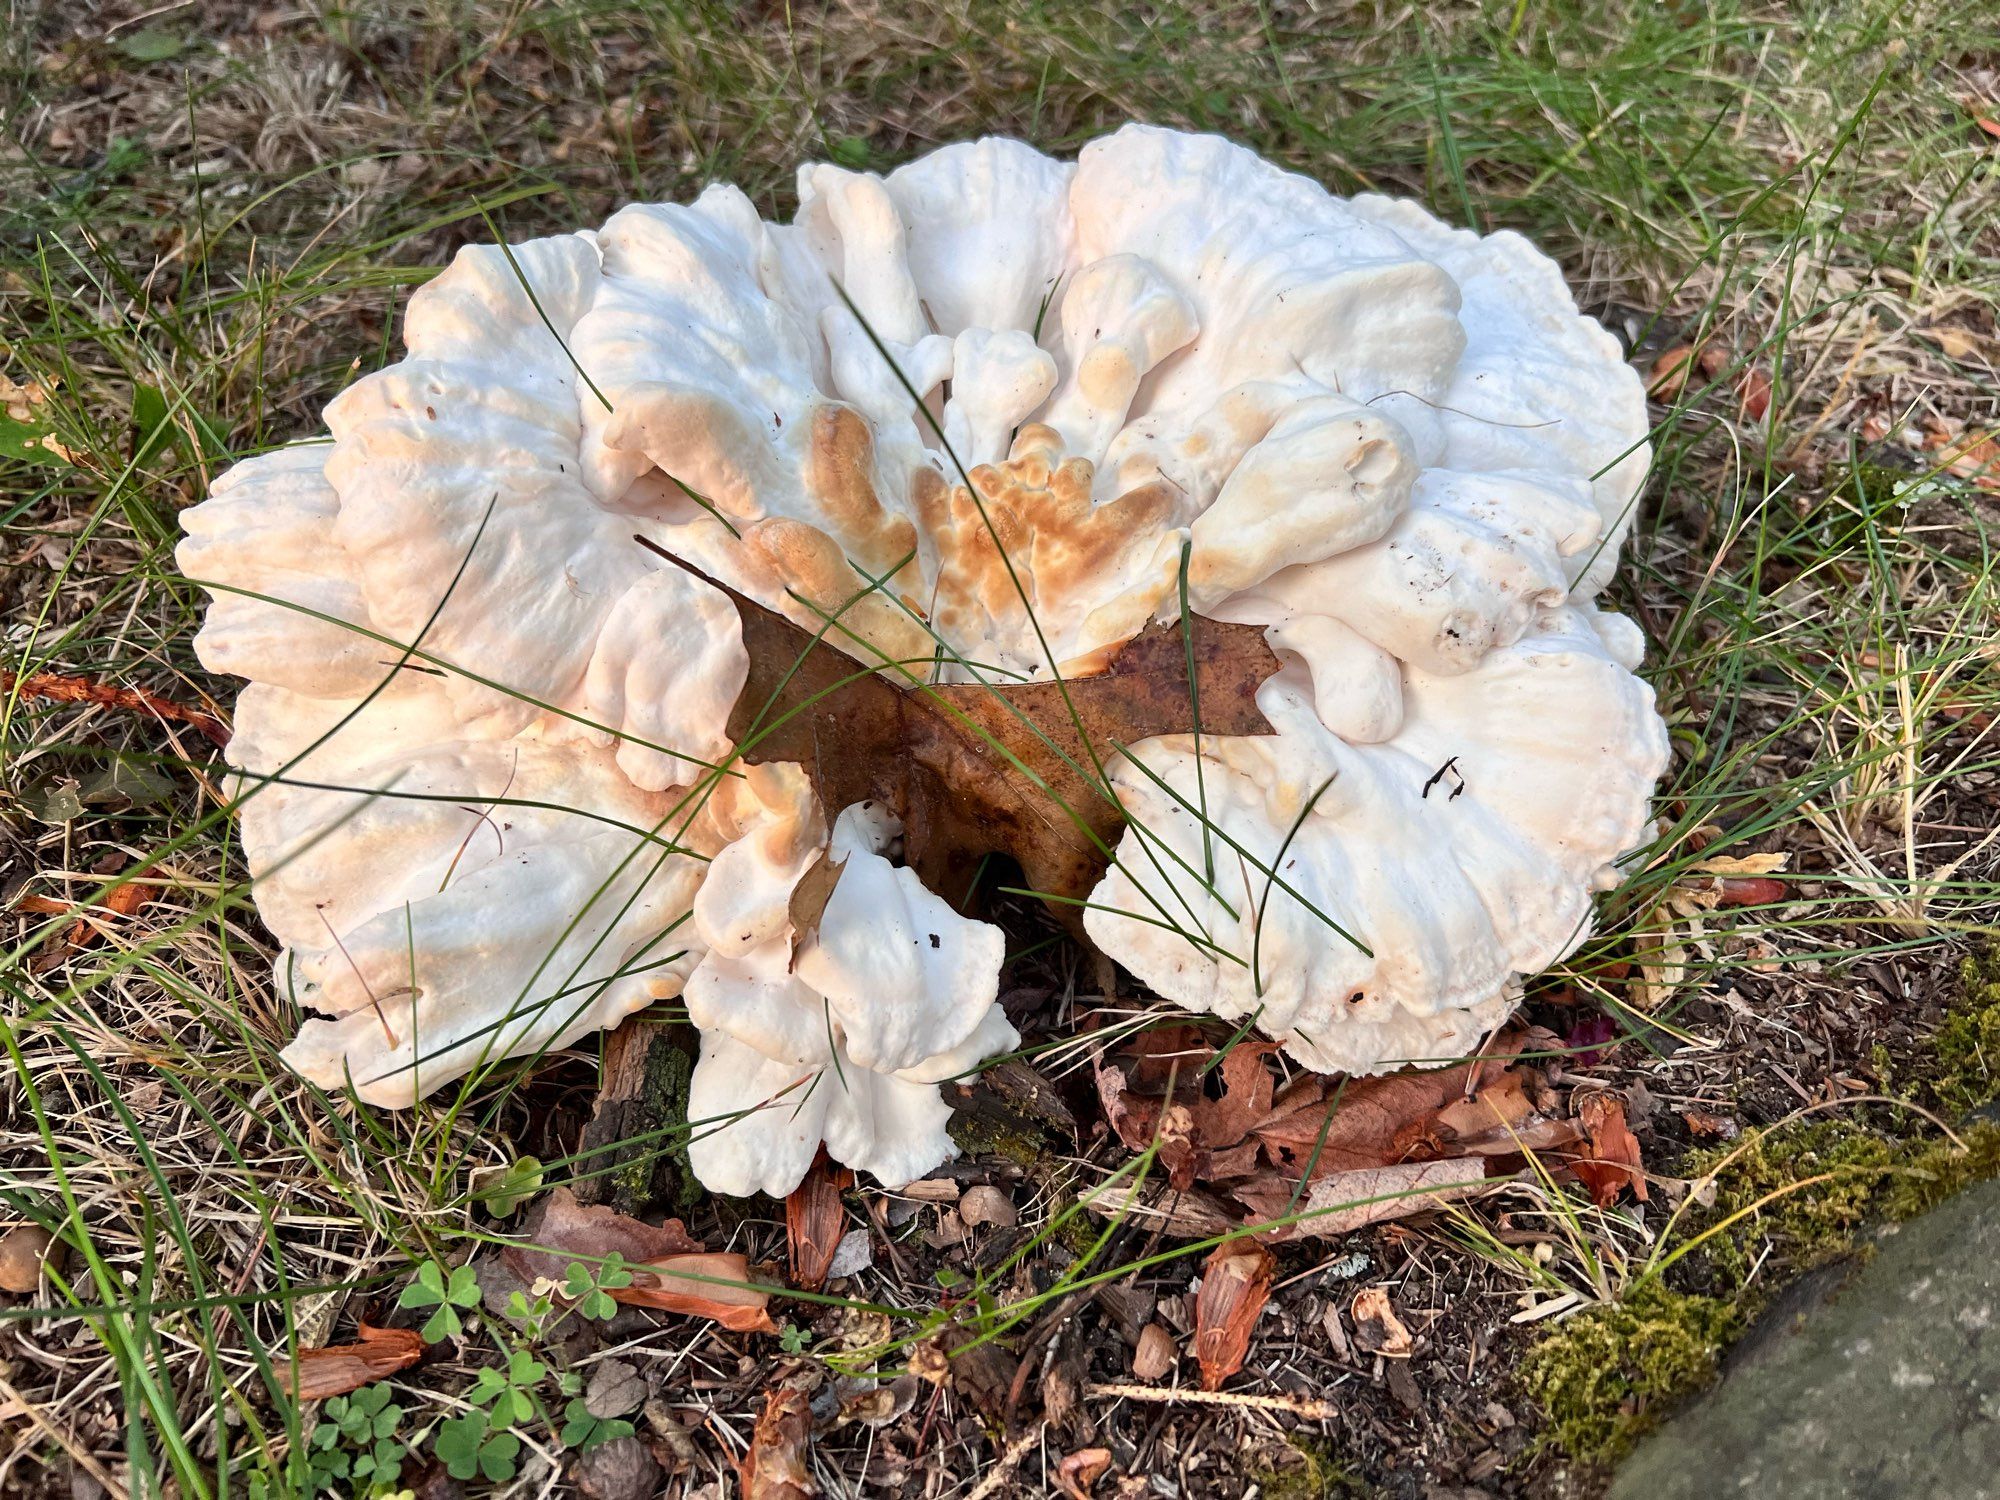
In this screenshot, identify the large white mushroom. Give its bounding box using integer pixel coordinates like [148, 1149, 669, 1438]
[180, 125, 1665, 1197]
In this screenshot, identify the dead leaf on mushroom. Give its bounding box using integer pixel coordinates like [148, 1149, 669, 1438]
[275, 1322, 425, 1399]
[645, 542, 1280, 922]
[741, 1387, 817, 1500]
[1192, 1238, 1274, 1389]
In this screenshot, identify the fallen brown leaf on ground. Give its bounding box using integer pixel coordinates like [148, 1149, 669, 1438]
[17, 864, 162, 965]
[1350, 1287, 1413, 1358]
[614, 1252, 777, 1333]
[1923, 416, 2000, 491]
[1236, 1158, 1494, 1240]
[275, 1322, 425, 1399]
[1250, 1037, 1538, 1178]
[1193, 1239, 1274, 1389]
[1092, 1027, 1585, 1236]
[1646, 344, 1702, 400]
[786, 1155, 852, 1292]
[0, 1224, 59, 1293]
[1734, 366, 1773, 421]
[504, 1187, 772, 1330]
[1055, 1447, 1115, 1499]
[741, 1387, 817, 1500]
[1570, 1091, 1649, 1206]
[502, 1187, 701, 1287]
[1132, 1323, 1178, 1381]
[1682, 1108, 1741, 1140]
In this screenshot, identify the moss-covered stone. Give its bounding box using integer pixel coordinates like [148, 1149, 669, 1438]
[1685, 1121, 1897, 1287]
[1528, 947, 2000, 1472]
[1519, 1282, 1742, 1468]
[1686, 1118, 2000, 1289]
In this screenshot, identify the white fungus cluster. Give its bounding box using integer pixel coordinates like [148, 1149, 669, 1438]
[180, 126, 1666, 1196]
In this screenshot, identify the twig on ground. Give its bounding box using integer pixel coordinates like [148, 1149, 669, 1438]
[1084, 1382, 1340, 1419]
[965, 1426, 1041, 1500]
[4, 669, 227, 747]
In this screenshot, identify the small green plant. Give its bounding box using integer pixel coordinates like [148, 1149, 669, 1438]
[397, 1260, 482, 1343]
[306, 1384, 406, 1495]
[556, 1376, 632, 1456]
[467, 1348, 550, 1426]
[471, 1155, 545, 1218]
[504, 1286, 555, 1329]
[433, 1409, 522, 1485]
[777, 1321, 811, 1354]
[560, 1254, 634, 1322]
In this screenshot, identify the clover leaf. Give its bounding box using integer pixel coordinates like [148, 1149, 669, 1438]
[396, 1260, 481, 1342]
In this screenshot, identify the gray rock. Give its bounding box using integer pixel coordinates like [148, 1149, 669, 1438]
[1612, 1177, 2000, 1500]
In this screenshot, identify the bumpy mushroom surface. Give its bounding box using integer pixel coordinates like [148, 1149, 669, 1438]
[181, 124, 1664, 1195]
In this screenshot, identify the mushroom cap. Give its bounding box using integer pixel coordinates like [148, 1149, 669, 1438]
[180, 124, 1661, 1172]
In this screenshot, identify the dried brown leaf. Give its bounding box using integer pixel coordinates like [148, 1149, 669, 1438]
[1236, 1158, 1491, 1240]
[786, 1155, 852, 1292]
[1571, 1092, 1648, 1205]
[740, 1387, 816, 1500]
[1350, 1287, 1413, 1358]
[1646, 345, 1699, 400]
[1055, 1448, 1115, 1500]
[1132, 1324, 1177, 1381]
[0, 1224, 58, 1293]
[1924, 417, 2000, 491]
[503, 1187, 701, 1289]
[1194, 1040, 1277, 1148]
[786, 855, 846, 952]
[1715, 876, 1787, 908]
[1192, 1239, 1274, 1390]
[1252, 1039, 1531, 1178]
[275, 1322, 424, 1400]
[1735, 366, 1773, 421]
[1682, 1108, 1740, 1140]
[615, 1251, 777, 1333]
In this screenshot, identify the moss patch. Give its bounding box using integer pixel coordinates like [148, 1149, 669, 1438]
[1685, 1121, 1901, 1287]
[1248, 1437, 1369, 1500]
[1519, 1283, 1741, 1468]
[1932, 953, 2000, 1116]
